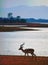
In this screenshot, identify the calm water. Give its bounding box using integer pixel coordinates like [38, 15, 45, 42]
[0, 27, 48, 56]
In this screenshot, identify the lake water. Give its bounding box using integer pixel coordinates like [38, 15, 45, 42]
[0, 27, 48, 56]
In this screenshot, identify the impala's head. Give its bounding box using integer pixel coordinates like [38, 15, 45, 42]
[19, 43, 24, 50]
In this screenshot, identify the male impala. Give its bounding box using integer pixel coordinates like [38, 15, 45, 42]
[19, 43, 36, 56]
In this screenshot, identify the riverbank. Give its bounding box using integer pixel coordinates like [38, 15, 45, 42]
[0, 26, 39, 32]
[0, 55, 48, 65]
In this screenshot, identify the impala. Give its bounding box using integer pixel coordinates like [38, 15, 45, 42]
[19, 43, 36, 56]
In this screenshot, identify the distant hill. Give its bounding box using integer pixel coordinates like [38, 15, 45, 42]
[26, 18, 48, 24]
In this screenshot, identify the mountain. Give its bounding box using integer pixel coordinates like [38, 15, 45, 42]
[0, 6, 48, 19]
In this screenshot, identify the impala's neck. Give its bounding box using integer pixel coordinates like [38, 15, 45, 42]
[21, 48, 24, 52]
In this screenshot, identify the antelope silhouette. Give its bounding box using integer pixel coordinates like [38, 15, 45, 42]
[19, 43, 36, 56]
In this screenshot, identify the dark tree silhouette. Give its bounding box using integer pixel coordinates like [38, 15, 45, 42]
[20, 19, 26, 23]
[8, 13, 13, 18]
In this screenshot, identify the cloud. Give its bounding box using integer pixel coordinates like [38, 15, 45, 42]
[0, 0, 48, 8]
[28, 0, 48, 6]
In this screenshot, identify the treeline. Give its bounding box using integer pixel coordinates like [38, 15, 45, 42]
[0, 17, 48, 25]
[0, 12, 48, 25]
[0, 17, 26, 25]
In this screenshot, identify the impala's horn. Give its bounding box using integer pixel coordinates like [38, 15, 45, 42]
[20, 43, 25, 47]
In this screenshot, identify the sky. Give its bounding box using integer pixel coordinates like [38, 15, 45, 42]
[0, 0, 48, 8]
[0, 0, 48, 18]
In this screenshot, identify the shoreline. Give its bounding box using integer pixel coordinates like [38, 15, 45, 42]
[0, 26, 39, 32]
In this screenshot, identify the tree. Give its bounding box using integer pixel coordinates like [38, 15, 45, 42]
[20, 19, 26, 23]
[16, 16, 21, 20]
[16, 16, 21, 23]
[8, 13, 13, 18]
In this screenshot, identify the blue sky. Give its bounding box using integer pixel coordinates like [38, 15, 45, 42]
[0, 0, 48, 18]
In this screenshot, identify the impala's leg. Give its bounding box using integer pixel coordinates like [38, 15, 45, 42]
[31, 53, 34, 56]
[34, 54, 36, 56]
[31, 53, 32, 56]
[33, 53, 36, 56]
[31, 53, 33, 56]
[27, 53, 29, 56]
[25, 53, 26, 56]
